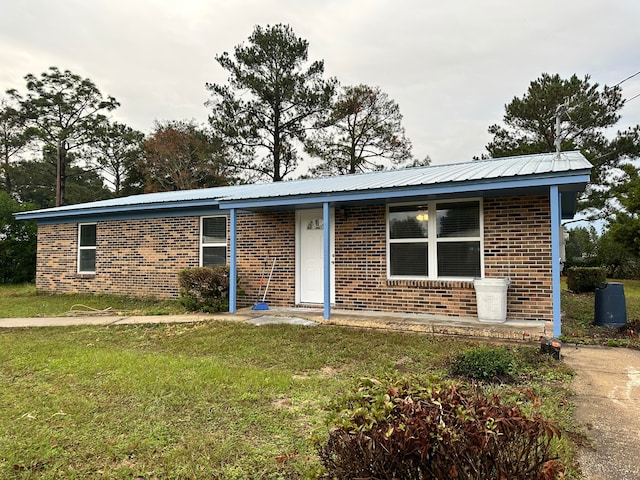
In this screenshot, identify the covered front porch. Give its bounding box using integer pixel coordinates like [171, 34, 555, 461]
[225, 184, 573, 337]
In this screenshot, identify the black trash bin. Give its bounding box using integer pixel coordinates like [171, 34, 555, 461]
[594, 282, 627, 328]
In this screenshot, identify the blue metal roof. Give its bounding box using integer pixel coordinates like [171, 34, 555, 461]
[15, 151, 591, 223]
[220, 150, 591, 202]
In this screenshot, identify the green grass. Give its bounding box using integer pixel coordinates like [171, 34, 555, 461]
[0, 321, 578, 479]
[0, 284, 188, 317]
[561, 278, 640, 347]
[0, 283, 586, 477]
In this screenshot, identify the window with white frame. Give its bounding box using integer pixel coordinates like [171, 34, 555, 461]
[201, 216, 227, 267]
[77, 223, 97, 273]
[387, 200, 482, 279]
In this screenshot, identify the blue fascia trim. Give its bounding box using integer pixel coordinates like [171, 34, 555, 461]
[28, 205, 229, 225]
[220, 174, 591, 210]
[15, 198, 223, 223]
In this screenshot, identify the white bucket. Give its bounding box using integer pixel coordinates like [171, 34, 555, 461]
[473, 278, 511, 323]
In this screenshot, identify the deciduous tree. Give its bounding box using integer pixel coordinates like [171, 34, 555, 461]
[306, 85, 413, 176]
[136, 120, 232, 192]
[607, 163, 640, 255]
[564, 225, 598, 267]
[0, 191, 36, 283]
[207, 24, 336, 182]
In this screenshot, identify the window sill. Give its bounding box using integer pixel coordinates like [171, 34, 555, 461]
[75, 273, 96, 279]
[387, 278, 474, 288]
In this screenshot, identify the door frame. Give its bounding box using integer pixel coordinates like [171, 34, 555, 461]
[295, 208, 335, 304]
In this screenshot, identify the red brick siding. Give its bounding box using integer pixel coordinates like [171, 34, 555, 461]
[37, 217, 201, 297]
[235, 211, 296, 308]
[332, 196, 552, 320]
[483, 195, 552, 321]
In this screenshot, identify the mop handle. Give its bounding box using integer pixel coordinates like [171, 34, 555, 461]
[262, 258, 277, 302]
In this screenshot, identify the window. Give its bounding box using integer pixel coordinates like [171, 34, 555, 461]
[201, 216, 227, 267]
[78, 223, 96, 273]
[387, 200, 482, 279]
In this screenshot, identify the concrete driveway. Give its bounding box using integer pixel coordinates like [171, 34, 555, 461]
[563, 346, 640, 480]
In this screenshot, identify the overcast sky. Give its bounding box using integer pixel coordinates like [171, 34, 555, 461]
[1, 0, 639, 176]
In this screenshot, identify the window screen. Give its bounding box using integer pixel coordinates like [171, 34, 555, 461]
[202, 217, 226, 244]
[78, 224, 97, 273]
[390, 243, 428, 276]
[79, 249, 96, 273]
[437, 202, 480, 238]
[201, 216, 227, 267]
[203, 246, 226, 267]
[437, 241, 481, 277]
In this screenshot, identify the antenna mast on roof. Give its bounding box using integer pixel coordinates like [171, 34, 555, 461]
[555, 97, 577, 160]
[555, 104, 562, 160]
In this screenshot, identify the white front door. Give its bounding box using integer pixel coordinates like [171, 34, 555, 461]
[296, 209, 335, 304]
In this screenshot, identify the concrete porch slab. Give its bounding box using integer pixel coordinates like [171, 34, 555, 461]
[238, 307, 551, 342]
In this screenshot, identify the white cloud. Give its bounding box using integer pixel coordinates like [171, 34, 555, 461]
[1, 0, 638, 168]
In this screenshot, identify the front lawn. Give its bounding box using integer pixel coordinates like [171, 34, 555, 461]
[0, 321, 578, 479]
[0, 284, 187, 318]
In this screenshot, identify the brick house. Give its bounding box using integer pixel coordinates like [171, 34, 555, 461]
[16, 151, 591, 336]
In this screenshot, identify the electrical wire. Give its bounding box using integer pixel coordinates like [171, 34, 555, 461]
[555, 70, 640, 118]
[614, 70, 640, 87]
[625, 92, 640, 104]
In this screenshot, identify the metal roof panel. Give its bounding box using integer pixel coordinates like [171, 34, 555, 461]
[16, 151, 591, 220]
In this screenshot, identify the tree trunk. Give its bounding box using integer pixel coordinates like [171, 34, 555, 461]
[56, 141, 67, 206]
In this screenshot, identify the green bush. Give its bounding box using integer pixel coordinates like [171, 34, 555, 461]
[178, 266, 229, 313]
[318, 377, 563, 479]
[566, 267, 606, 293]
[449, 345, 515, 381]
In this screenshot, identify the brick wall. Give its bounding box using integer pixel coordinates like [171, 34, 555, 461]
[483, 195, 553, 321]
[334, 205, 479, 316]
[35, 194, 553, 320]
[235, 211, 295, 308]
[37, 217, 200, 297]
[331, 195, 552, 320]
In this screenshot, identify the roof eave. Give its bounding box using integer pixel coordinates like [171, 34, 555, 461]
[14, 198, 223, 223]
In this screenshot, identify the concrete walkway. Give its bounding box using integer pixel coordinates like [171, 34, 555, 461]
[563, 346, 640, 480]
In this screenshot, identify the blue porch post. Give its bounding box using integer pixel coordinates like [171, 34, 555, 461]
[229, 208, 237, 314]
[550, 186, 561, 337]
[323, 202, 331, 319]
